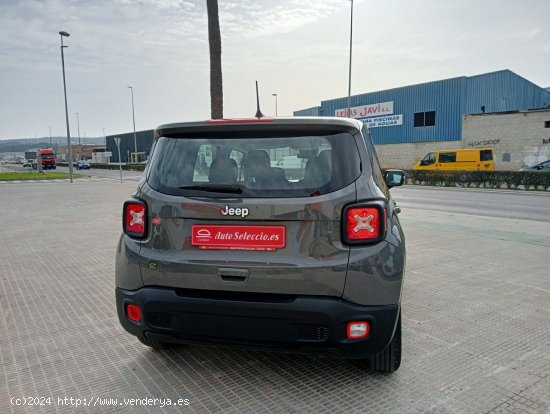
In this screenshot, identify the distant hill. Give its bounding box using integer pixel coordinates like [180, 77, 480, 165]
[0, 137, 105, 153]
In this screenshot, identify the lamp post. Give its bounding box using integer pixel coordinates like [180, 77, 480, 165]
[74, 112, 80, 145]
[347, 0, 354, 117]
[128, 86, 137, 163]
[272, 93, 278, 117]
[59, 31, 73, 183]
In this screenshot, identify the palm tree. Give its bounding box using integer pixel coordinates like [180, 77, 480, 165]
[206, 0, 223, 119]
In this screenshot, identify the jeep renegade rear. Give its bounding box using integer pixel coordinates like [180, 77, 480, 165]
[116, 117, 405, 372]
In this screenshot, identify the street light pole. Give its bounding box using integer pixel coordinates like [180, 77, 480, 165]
[272, 93, 278, 117]
[128, 86, 137, 163]
[59, 31, 73, 183]
[347, 0, 354, 117]
[74, 112, 80, 145]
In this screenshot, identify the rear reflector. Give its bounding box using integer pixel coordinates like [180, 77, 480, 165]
[346, 207, 380, 240]
[347, 321, 370, 339]
[126, 304, 141, 323]
[123, 200, 147, 238]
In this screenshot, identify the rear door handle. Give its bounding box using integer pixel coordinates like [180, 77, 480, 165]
[218, 268, 249, 284]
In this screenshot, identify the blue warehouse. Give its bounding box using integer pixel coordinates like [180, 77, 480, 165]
[294, 70, 550, 170]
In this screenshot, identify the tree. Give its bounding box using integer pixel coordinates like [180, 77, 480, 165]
[206, 0, 223, 119]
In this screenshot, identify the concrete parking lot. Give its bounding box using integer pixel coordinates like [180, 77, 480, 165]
[1, 180, 550, 413]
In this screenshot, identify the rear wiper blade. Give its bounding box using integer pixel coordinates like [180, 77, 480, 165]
[179, 184, 243, 194]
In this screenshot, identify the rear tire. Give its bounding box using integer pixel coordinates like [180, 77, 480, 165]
[368, 313, 401, 373]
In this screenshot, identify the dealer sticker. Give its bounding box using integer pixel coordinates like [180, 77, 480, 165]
[191, 225, 286, 251]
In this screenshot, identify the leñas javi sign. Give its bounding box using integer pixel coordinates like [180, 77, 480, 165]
[335, 101, 394, 118]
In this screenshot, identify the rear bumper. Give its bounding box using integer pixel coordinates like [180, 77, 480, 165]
[116, 287, 400, 359]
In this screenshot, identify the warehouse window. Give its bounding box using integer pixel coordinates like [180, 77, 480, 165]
[414, 111, 436, 127]
[425, 111, 436, 126]
[545, 121, 550, 128]
[414, 112, 424, 127]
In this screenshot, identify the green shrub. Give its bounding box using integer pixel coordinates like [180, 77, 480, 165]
[399, 170, 550, 191]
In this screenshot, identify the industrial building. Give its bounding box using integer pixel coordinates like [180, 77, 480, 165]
[105, 129, 154, 163]
[294, 70, 550, 170]
[59, 144, 106, 162]
[463, 108, 550, 170]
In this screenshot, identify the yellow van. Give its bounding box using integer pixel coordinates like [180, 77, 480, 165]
[413, 148, 495, 171]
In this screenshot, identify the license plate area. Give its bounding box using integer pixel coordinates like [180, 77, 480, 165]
[191, 225, 286, 251]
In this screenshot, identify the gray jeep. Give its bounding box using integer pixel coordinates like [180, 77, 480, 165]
[116, 117, 406, 372]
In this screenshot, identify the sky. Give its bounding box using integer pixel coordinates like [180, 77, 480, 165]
[0, 0, 549, 140]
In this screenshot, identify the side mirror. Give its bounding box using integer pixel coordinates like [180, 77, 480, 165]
[384, 169, 405, 188]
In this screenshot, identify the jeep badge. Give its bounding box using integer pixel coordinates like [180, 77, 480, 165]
[220, 206, 249, 218]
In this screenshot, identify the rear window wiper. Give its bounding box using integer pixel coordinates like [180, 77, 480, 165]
[178, 184, 243, 194]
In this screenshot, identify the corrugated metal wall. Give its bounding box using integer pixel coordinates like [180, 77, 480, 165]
[294, 70, 550, 145]
[293, 106, 321, 116]
[465, 70, 550, 114]
[320, 77, 466, 145]
[106, 130, 154, 163]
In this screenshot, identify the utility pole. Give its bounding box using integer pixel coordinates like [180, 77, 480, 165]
[347, 0, 354, 117]
[59, 30, 74, 183]
[128, 86, 137, 163]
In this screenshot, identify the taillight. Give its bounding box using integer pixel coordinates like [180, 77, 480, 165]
[123, 200, 147, 239]
[126, 304, 141, 323]
[343, 202, 386, 245]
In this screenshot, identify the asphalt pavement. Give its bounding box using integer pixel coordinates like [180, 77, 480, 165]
[391, 185, 550, 222]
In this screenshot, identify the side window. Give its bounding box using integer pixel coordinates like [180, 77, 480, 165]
[421, 152, 436, 165]
[194, 144, 213, 182]
[480, 149, 493, 161]
[439, 152, 456, 163]
[502, 153, 511, 162]
[542, 161, 550, 170]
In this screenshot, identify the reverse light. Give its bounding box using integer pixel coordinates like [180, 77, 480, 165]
[123, 200, 147, 239]
[126, 304, 142, 323]
[347, 321, 370, 339]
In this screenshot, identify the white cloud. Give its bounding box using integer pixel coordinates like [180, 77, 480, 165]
[0, 0, 549, 139]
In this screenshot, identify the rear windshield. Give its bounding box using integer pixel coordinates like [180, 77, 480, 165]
[147, 132, 361, 198]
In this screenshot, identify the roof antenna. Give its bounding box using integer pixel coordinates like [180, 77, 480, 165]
[255, 80, 264, 119]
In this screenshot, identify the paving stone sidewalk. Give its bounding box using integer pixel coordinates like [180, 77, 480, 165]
[1, 180, 549, 413]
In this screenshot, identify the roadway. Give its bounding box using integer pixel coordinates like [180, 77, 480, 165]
[391, 185, 550, 222]
[56, 165, 144, 182]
